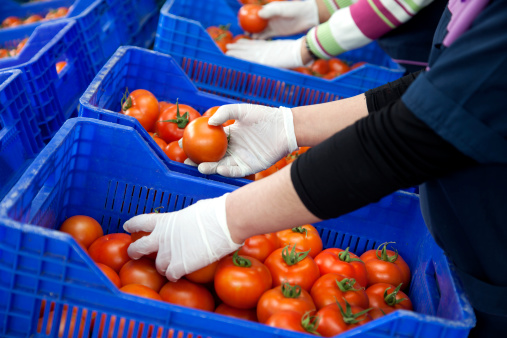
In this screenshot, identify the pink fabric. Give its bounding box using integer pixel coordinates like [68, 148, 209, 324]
[443, 0, 490, 46]
[350, 0, 395, 39]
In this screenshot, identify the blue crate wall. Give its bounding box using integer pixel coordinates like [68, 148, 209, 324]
[0, 118, 475, 337]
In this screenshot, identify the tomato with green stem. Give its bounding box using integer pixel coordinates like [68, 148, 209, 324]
[265, 310, 320, 334]
[316, 300, 372, 337]
[314, 247, 368, 287]
[311, 273, 369, 310]
[238, 233, 278, 263]
[276, 224, 323, 258]
[366, 282, 413, 311]
[156, 99, 201, 143]
[121, 89, 160, 132]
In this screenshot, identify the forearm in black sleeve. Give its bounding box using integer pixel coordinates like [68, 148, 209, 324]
[365, 70, 423, 113]
[291, 99, 477, 220]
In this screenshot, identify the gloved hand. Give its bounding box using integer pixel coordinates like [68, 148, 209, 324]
[254, 0, 320, 39]
[185, 104, 298, 178]
[226, 38, 304, 69]
[123, 194, 241, 281]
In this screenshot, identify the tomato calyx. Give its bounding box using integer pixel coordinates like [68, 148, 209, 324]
[152, 206, 164, 213]
[375, 242, 399, 263]
[232, 250, 252, 268]
[281, 245, 310, 266]
[281, 282, 303, 299]
[383, 283, 407, 307]
[291, 226, 308, 238]
[338, 247, 363, 263]
[335, 278, 361, 292]
[300, 311, 320, 335]
[159, 100, 191, 129]
[336, 299, 372, 325]
[121, 88, 132, 111]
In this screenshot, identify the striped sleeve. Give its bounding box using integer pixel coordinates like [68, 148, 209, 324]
[307, 0, 435, 59]
[322, 0, 356, 14]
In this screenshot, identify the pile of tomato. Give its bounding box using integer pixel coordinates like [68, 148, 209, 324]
[1, 7, 69, 29]
[53, 214, 414, 336]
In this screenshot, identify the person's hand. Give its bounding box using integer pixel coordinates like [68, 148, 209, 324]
[184, 104, 298, 178]
[254, 0, 319, 39]
[123, 194, 241, 281]
[226, 38, 304, 69]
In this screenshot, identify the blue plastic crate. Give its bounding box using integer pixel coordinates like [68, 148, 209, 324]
[154, 0, 404, 107]
[0, 69, 44, 201]
[0, 117, 474, 338]
[79, 46, 251, 187]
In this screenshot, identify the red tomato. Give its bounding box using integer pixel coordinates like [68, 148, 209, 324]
[45, 7, 68, 20]
[232, 34, 250, 43]
[156, 100, 201, 143]
[238, 234, 278, 263]
[310, 59, 330, 76]
[163, 141, 188, 163]
[0, 49, 9, 59]
[366, 283, 413, 311]
[323, 70, 341, 80]
[130, 230, 157, 260]
[238, 4, 268, 33]
[202, 106, 235, 127]
[2, 16, 22, 28]
[264, 232, 280, 249]
[265, 310, 319, 334]
[206, 26, 233, 53]
[254, 164, 278, 180]
[292, 67, 313, 76]
[97, 262, 122, 288]
[359, 242, 411, 289]
[264, 245, 320, 292]
[185, 261, 219, 284]
[37, 306, 89, 337]
[369, 306, 396, 320]
[151, 133, 168, 150]
[314, 247, 368, 287]
[316, 301, 372, 337]
[215, 303, 258, 321]
[276, 224, 323, 258]
[257, 282, 316, 323]
[119, 258, 167, 292]
[328, 59, 350, 75]
[88, 233, 131, 272]
[214, 251, 272, 309]
[59, 215, 103, 249]
[182, 116, 228, 164]
[122, 89, 160, 132]
[159, 279, 215, 311]
[159, 101, 173, 112]
[350, 61, 367, 70]
[15, 37, 29, 56]
[55, 61, 67, 74]
[23, 14, 43, 24]
[120, 284, 162, 300]
[310, 273, 369, 310]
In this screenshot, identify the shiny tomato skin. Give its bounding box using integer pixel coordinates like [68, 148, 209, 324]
[88, 233, 131, 272]
[328, 59, 350, 75]
[369, 306, 396, 319]
[310, 273, 369, 310]
[238, 234, 278, 263]
[316, 302, 372, 337]
[310, 59, 330, 76]
[202, 106, 235, 127]
[360, 248, 411, 289]
[59, 215, 104, 249]
[182, 116, 228, 164]
[152, 134, 168, 150]
[215, 303, 258, 321]
[159, 101, 173, 112]
[120, 283, 162, 300]
[264, 246, 320, 292]
[156, 103, 201, 143]
[257, 285, 316, 323]
[185, 261, 219, 284]
[238, 4, 268, 33]
[265, 310, 308, 333]
[276, 224, 323, 258]
[214, 254, 272, 309]
[55, 61, 67, 74]
[314, 247, 368, 287]
[130, 231, 157, 260]
[119, 258, 167, 292]
[159, 279, 215, 312]
[366, 283, 413, 310]
[96, 262, 122, 288]
[164, 141, 188, 163]
[123, 89, 160, 132]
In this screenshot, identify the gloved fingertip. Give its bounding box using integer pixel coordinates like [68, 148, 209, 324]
[178, 138, 183, 148]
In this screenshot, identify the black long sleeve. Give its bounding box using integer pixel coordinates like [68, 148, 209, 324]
[291, 99, 476, 220]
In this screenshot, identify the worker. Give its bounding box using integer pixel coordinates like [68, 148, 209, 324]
[227, 0, 448, 72]
[124, 0, 507, 335]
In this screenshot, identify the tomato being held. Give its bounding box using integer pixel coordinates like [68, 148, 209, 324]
[88, 233, 131, 272]
[119, 258, 167, 292]
[185, 261, 219, 284]
[238, 4, 268, 33]
[59, 215, 104, 249]
[130, 230, 157, 260]
[314, 247, 368, 287]
[214, 251, 272, 309]
[122, 89, 160, 132]
[276, 224, 323, 258]
[202, 106, 235, 127]
[156, 100, 201, 143]
[159, 279, 215, 312]
[310, 273, 369, 310]
[182, 116, 228, 164]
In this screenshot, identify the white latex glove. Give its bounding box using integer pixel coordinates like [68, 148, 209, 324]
[254, 0, 319, 39]
[185, 104, 298, 178]
[226, 38, 304, 69]
[123, 194, 241, 281]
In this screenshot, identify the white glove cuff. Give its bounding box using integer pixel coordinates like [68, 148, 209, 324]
[306, 0, 320, 27]
[279, 106, 299, 152]
[214, 194, 243, 254]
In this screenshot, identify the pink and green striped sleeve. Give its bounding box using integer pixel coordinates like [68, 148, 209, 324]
[322, 0, 356, 13]
[307, 0, 435, 59]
